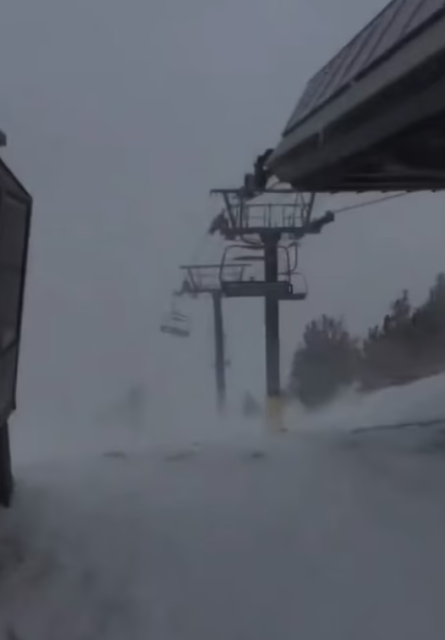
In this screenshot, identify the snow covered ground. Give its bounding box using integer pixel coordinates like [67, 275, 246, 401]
[2, 374, 445, 639]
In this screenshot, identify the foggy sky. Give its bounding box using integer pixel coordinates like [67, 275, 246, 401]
[1, 0, 444, 437]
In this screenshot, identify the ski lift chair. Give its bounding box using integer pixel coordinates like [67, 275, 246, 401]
[219, 243, 308, 300]
[160, 309, 191, 338]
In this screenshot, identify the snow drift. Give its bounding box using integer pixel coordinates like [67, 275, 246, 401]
[1, 373, 445, 639]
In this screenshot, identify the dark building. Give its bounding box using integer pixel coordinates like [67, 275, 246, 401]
[0, 134, 33, 507]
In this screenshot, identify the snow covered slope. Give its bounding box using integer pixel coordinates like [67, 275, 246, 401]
[2, 374, 445, 639]
[287, 371, 445, 435]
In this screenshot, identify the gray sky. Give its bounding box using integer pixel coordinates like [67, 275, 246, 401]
[2, 0, 445, 438]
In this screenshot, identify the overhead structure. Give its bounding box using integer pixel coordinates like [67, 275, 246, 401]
[267, 0, 445, 192]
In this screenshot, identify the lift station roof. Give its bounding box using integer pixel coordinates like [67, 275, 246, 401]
[268, 0, 445, 192]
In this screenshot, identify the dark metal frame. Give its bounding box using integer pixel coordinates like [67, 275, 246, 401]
[210, 189, 315, 238]
[0, 159, 32, 423]
[178, 263, 247, 296]
[0, 157, 32, 507]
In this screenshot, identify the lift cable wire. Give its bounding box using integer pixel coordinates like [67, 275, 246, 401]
[329, 192, 408, 216]
[261, 184, 404, 216]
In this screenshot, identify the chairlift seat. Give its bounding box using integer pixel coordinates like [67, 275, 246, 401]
[282, 290, 308, 301]
[159, 307, 191, 338]
[170, 311, 187, 321]
[221, 280, 292, 298]
[160, 323, 190, 338]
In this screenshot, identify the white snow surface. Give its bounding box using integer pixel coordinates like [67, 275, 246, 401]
[2, 374, 445, 638]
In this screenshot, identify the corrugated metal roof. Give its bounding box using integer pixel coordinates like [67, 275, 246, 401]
[283, 0, 445, 135]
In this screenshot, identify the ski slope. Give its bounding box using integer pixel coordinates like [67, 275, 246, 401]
[2, 374, 445, 639]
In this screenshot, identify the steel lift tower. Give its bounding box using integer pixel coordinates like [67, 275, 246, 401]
[210, 161, 333, 425]
[176, 262, 247, 413]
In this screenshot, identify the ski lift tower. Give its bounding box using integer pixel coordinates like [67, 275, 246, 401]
[210, 152, 334, 424]
[177, 262, 247, 413]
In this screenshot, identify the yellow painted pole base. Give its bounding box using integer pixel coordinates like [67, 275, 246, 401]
[265, 396, 287, 433]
